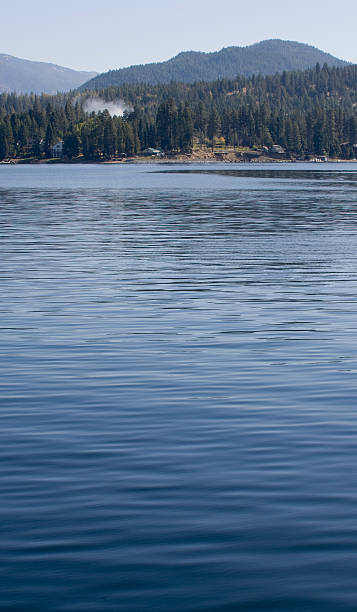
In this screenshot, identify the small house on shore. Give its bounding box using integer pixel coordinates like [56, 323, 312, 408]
[270, 144, 285, 154]
[51, 141, 64, 158]
[142, 148, 162, 157]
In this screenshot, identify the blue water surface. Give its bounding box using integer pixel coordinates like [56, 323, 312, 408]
[1, 162, 357, 611]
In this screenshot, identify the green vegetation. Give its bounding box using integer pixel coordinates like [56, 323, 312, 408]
[1, 63, 357, 162]
[80, 40, 347, 90]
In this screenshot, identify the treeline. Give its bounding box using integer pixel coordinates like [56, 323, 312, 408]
[0, 63, 357, 160]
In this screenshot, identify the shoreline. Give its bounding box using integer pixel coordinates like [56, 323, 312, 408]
[1, 156, 357, 166]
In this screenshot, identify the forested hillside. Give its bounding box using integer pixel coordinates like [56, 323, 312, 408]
[0, 63, 357, 161]
[81, 40, 347, 89]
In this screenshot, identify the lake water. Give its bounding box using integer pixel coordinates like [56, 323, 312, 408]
[1, 162, 357, 611]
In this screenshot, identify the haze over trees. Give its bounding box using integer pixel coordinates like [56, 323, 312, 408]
[0, 63, 357, 161]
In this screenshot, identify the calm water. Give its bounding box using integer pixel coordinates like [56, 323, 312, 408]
[1, 162, 357, 611]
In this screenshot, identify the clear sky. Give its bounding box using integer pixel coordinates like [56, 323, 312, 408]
[3, 0, 357, 73]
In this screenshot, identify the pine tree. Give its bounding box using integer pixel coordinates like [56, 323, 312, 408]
[0, 122, 9, 159]
[45, 123, 55, 157]
[103, 114, 116, 158]
[207, 107, 220, 150]
[63, 132, 81, 159]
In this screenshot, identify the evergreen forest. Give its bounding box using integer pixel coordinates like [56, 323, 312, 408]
[0, 63, 357, 162]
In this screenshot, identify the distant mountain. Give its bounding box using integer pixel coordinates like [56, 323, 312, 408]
[81, 39, 348, 91]
[0, 54, 97, 94]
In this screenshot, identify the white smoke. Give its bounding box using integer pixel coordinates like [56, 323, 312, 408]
[82, 97, 133, 117]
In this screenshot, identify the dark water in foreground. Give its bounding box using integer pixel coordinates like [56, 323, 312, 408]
[1, 162, 357, 611]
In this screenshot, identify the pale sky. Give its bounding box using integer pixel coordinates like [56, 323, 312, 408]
[3, 0, 357, 73]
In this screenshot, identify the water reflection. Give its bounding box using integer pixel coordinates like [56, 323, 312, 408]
[159, 166, 357, 182]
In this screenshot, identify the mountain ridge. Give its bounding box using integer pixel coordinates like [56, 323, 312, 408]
[0, 53, 97, 94]
[80, 39, 348, 90]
